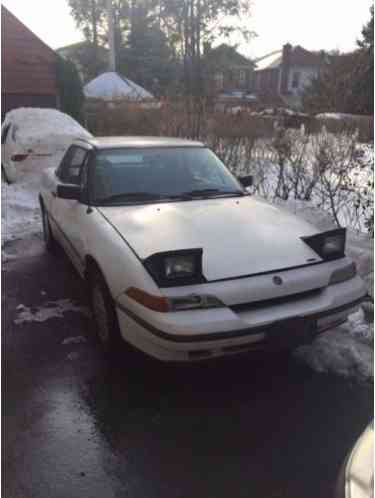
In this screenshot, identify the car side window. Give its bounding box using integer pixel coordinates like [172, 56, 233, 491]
[59, 146, 88, 185]
[1, 124, 11, 144]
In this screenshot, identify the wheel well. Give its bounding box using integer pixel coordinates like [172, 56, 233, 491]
[84, 256, 116, 302]
[84, 256, 102, 282]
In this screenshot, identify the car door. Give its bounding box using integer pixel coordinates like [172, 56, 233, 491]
[51, 145, 91, 273]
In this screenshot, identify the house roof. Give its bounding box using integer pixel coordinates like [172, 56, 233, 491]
[255, 45, 323, 71]
[2, 5, 56, 57]
[57, 41, 109, 56]
[205, 43, 254, 68]
[1, 5, 58, 95]
[255, 51, 282, 71]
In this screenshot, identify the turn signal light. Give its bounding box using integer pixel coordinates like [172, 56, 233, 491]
[125, 287, 170, 312]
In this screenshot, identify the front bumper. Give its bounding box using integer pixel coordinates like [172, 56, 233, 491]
[116, 272, 368, 361]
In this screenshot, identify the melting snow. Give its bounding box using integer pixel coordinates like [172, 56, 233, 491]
[14, 299, 90, 325]
[295, 308, 373, 382]
[62, 336, 87, 345]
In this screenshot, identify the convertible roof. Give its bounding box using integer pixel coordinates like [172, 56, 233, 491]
[75, 136, 205, 149]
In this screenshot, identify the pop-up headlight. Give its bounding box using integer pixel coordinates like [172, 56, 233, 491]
[301, 228, 346, 261]
[144, 249, 206, 287]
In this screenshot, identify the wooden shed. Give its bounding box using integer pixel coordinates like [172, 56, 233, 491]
[1, 5, 59, 120]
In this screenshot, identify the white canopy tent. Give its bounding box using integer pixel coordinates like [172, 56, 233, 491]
[84, 72, 154, 101]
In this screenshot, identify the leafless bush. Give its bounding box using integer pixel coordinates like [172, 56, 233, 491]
[312, 115, 374, 143]
[250, 126, 374, 234]
[84, 98, 373, 234]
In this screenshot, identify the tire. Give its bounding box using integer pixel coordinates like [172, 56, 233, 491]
[88, 269, 122, 353]
[40, 202, 57, 252]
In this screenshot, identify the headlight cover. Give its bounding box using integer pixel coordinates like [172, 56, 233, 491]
[301, 228, 346, 261]
[144, 249, 206, 287]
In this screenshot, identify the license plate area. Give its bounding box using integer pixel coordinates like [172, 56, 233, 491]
[266, 317, 317, 347]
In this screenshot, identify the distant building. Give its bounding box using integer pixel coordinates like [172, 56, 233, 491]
[1, 5, 59, 120]
[254, 44, 325, 109]
[204, 44, 255, 97]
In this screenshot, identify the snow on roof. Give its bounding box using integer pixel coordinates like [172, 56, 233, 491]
[84, 72, 154, 101]
[255, 51, 282, 71]
[4, 107, 92, 151]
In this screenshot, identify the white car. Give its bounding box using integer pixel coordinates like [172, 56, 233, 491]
[39, 136, 367, 361]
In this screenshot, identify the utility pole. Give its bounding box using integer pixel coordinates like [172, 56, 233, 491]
[107, 0, 116, 72]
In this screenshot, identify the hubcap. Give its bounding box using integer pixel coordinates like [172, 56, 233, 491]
[92, 284, 110, 344]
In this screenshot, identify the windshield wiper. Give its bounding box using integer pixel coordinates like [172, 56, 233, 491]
[180, 188, 245, 198]
[96, 191, 194, 205]
[96, 192, 164, 204]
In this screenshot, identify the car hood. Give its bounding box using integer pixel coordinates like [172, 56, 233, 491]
[99, 196, 323, 281]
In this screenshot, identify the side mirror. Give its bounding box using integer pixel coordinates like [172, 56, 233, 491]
[57, 184, 81, 200]
[238, 175, 253, 188]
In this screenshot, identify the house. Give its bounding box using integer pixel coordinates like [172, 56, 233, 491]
[204, 44, 255, 97]
[1, 5, 59, 120]
[253, 44, 325, 109]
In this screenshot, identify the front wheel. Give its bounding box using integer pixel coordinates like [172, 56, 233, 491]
[89, 270, 122, 353]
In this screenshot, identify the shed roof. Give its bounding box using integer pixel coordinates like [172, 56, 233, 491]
[84, 72, 154, 101]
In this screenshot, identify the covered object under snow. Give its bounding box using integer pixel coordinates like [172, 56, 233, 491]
[84, 72, 154, 101]
[3, 107, 92, 155]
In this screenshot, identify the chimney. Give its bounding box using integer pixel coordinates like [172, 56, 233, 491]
[280, 43, 292, 95]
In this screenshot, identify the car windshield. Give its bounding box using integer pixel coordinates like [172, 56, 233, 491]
[90, 147, 245, 205]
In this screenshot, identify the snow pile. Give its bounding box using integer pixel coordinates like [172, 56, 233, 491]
[3, 108, 92, 155]
[296, 309, 373, 381]
[84, 72, 154, 101]
[14, 300, 90, 325]
[2, 155, 61, 245]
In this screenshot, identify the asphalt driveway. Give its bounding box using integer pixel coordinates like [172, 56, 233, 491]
[3, 236, 373, 498]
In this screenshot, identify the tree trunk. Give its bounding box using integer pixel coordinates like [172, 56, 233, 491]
[91, 0, 99, 77]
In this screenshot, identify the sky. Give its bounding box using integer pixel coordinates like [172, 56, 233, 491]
[2, 0, 373, 58]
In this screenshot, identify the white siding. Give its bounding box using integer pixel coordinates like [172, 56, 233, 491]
[287, 66, 319, 95]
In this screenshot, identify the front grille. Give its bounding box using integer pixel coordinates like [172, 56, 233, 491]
[230, 288, 323, 314]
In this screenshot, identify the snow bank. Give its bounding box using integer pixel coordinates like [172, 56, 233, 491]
[2, 155, 60, 245]
[84, 72, 154, 101]
[3, 107, 92, 155]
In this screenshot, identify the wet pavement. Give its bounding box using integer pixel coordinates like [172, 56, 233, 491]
[3, 236, 373, 498]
